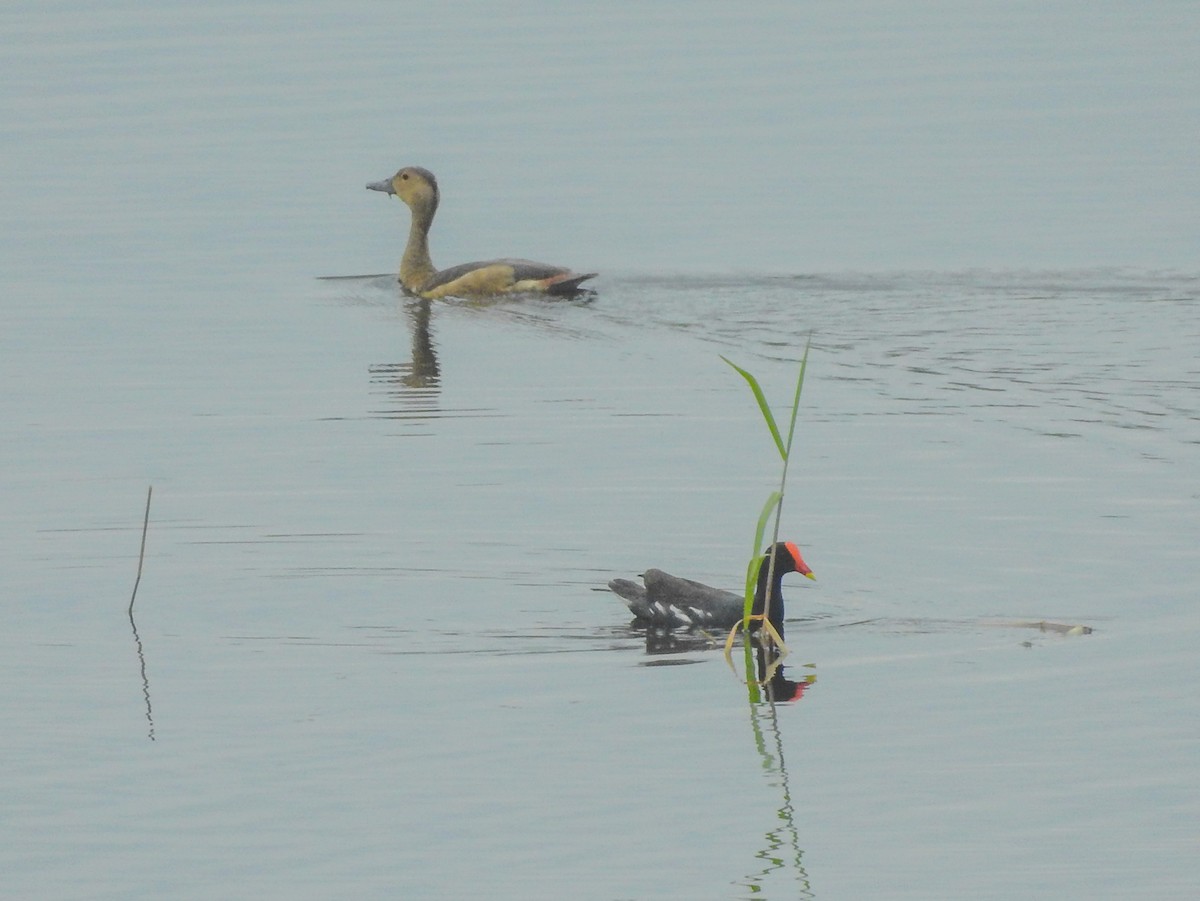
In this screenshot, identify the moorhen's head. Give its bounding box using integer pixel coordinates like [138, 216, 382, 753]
[772, 541, 813, 579]
[751, 541, 816, 632]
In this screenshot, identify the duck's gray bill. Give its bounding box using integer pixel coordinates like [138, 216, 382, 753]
[366, 178, 394, 194]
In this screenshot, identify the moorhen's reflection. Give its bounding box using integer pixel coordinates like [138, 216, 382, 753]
[368, 298, 441, 418]
[629, 624, 820, 696]
[635, 623, 722, 656]
[752, 637, 814, 703]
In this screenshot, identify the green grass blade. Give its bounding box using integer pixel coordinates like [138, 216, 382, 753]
[745, 490, 781, 616]
[722, 356, 785, 460]
[781, 334, 812, 458]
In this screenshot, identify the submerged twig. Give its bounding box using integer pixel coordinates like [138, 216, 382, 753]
[127, 485, 155, 740]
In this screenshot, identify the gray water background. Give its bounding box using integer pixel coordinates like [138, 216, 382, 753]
[2, 2, 1198, 899]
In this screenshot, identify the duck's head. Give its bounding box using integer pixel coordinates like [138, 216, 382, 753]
[366, 166, 440, 215]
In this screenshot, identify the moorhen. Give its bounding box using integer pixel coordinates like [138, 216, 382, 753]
[608, 541, 814, 633]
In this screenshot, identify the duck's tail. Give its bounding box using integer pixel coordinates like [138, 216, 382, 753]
[546, 272, 598, 296]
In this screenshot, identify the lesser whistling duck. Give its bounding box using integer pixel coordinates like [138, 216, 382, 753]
[366, 166, 596, 299]
[608, 542, 815, 634]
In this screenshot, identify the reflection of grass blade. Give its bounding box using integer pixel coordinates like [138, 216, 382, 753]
[743, 641, 761, 704]
[722, 356, 785, 460]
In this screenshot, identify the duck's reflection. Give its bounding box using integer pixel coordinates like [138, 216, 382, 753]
[368, 298, 441, 417]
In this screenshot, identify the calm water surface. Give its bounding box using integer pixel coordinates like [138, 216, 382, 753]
[2, 2, 1198, 899]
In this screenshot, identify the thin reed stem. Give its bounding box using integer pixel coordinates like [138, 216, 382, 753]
[128, 485, 152, 615]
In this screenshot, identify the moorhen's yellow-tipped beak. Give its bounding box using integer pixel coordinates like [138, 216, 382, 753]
[782, 541, 814, 580]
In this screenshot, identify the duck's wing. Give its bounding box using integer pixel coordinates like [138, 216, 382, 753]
[421, 259, 595, 299]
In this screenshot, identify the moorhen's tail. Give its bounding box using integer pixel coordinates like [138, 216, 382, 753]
[608, 578, 653, 620]
[609, 571, 743, 628]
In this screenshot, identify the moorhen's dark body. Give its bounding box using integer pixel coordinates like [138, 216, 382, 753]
[608, 542, 814, 633]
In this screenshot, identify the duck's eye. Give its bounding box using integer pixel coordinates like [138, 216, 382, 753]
[400, 172, 409, 180]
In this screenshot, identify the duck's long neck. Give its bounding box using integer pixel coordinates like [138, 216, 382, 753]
[752, 557, 786, 632]
[400, 200, 438, 293]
